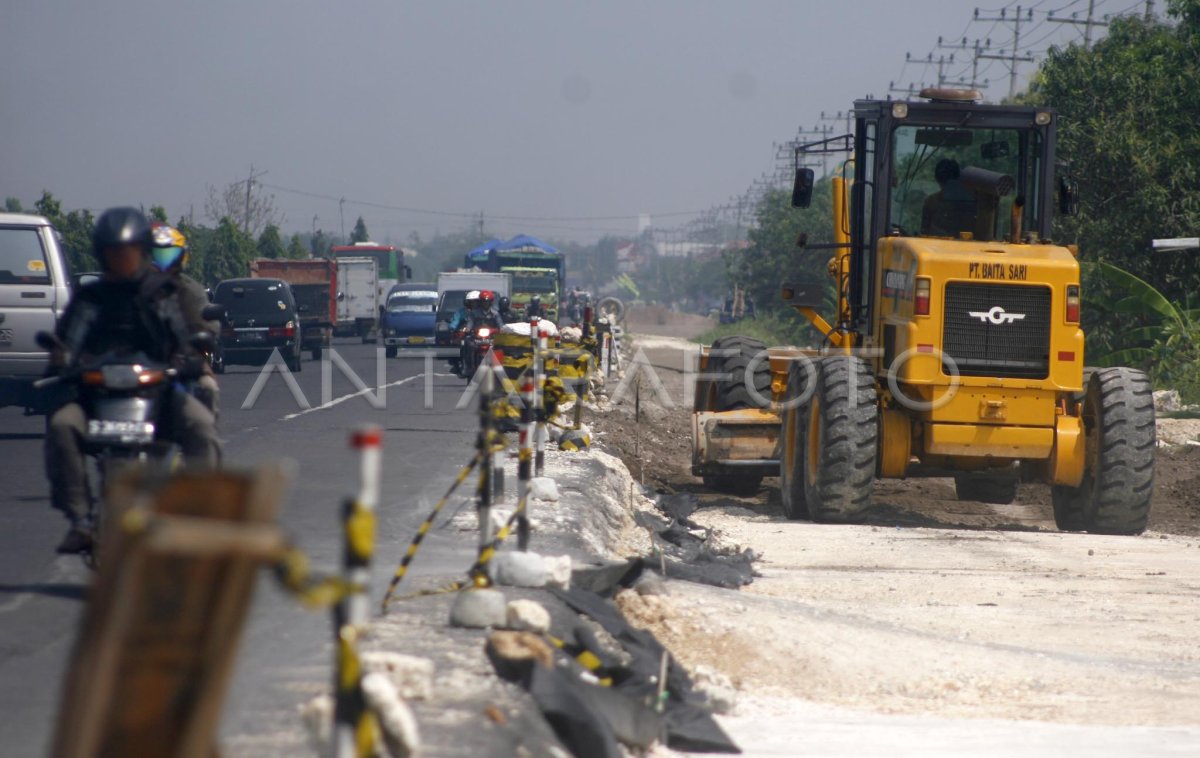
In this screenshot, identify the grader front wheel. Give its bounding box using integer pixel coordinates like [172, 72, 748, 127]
[801, 356, 877, 522]
[1050, 367, 1155, 535]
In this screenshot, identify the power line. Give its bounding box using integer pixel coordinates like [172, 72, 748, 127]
[257, 181, 709, 223]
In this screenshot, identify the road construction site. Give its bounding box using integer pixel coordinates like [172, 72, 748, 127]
[587, 308, 1200, 756]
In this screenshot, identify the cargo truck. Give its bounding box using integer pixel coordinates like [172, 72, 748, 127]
[249, 258, 335, 359]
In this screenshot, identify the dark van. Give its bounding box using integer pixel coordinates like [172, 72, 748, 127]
[212, 278, 302, 372]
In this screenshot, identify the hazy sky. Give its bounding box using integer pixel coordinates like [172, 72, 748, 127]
[1, 0, 1124, 242]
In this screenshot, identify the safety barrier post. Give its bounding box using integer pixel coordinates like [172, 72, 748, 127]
[333, 425, 382, 758]
[531, 317, 547, 477]
[477, 361, 495, 548]
[517, 365, 535, 551]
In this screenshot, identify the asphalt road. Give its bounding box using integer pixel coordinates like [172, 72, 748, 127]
[0, 342, 485, 756]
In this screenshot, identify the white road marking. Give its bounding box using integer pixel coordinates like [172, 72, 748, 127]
[281, 372, 458, 421]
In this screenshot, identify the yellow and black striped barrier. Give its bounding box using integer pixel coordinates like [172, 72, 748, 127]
[379, 452, 483, 612]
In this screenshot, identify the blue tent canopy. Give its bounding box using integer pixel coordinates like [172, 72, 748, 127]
[465, 238, 504, 262]
[493, 235, 558, 254]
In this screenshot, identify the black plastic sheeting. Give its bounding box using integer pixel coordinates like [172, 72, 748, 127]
[552, 587, 741, 754]
[635, 506, 756, 590]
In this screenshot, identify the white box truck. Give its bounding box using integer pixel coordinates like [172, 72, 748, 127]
[335, 256, 380, 342]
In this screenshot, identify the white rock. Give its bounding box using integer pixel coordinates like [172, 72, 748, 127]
[506, 598, 552, 633]
[530, 477, 560, 502]
[361, 651, 435, 701]
[449, 587, 508, 628]
[361, 672, 421, 757]
[544, 554, 573, 589]
[299, 694, 333, 754]
[489, 552, 551, 587]
[691, 664, 738, 715]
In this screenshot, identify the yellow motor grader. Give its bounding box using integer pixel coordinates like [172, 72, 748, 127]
[692, 89, 1155, 534]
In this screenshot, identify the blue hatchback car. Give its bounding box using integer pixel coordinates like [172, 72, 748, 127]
[379, 283, 438, 357]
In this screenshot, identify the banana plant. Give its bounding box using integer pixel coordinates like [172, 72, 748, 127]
[1086, 261, 1200, 388]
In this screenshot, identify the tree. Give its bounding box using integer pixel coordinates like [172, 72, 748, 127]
[286, 233, 309, 260]
[190, 217, 255, 286]
[256, 224, 286, 260]
[34, 190, 63, 224]
[204, 178, 281, 238]
[311, 229, 332, 258]
[1025, 6, 1200, 387]
[5, 197, 23, 212]
[350, 216, 370, 243]
[148, 205, 168, 223]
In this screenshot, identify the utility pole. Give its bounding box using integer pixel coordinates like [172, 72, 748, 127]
[938, 36, 992, 89]
[820, 110, 852, 137]
[1046, 1, 1110, 49]
[1145, 1, 1155, 21]
[339, 197, 346, 241]
[242, 165, 267, 236]
[974, 5, 1037, 99]
[890, 80, 922, 98]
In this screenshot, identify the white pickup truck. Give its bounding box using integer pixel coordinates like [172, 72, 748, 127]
[0, 213, 72, 412]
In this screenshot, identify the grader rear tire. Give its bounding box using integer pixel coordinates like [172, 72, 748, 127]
[1050, 367, 1154, 535]
[703, 336, 771, 495]
[801, 355, 877, 522]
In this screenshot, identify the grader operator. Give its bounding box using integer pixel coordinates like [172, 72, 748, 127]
[691, 89, 1154, 535]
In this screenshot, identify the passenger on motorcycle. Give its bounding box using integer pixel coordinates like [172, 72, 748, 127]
[45, 207, 221, 554]
[150, 222, 221, 417]
[448, 290, 481, 332]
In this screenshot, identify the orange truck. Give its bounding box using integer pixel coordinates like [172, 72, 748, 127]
[249, 259, 335, 359]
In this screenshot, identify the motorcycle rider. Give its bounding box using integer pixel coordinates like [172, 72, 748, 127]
[524, 295, 544, 320]
[45, 207, 220, 554]
[150, 222, 221, 417]
[458, 290, 504, 376]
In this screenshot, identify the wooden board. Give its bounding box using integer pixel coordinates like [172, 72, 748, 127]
[52, 465, 289, 758]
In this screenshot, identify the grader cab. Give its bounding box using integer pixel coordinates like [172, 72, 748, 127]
[692, 89, 1155, 534]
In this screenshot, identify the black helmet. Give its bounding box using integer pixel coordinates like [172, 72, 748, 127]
[92, 207, 153, 255]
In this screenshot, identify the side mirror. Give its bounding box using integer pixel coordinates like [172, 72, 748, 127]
[404, 265, 413, 279]
[791, 168, 815, 208]
[337, 291, 346, 302]
[201, 304, 227, 323]
[1058, 176, 1079, 217]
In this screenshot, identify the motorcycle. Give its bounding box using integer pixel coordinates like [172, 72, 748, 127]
[458, 323, 497, 380]
[35, 329, 213, 566]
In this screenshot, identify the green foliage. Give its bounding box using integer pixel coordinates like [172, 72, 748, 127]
[736, 184, 838, 343]
[148, 205, 168, 223]
[34, 190, 62, 222]
[1025, 8, 1200, 395]
[285, 233, 309, 260]
[5, 197, 23, 212]
[183, 217, 255, 286]
[1087, 261, 1200, 402]
[350, 216, 370, 243]
[695, 313, 807, 347]
[311, 229, 332, 259]
[256, 224, 286, 260]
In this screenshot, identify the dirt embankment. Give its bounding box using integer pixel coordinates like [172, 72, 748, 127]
[590, 308, 1200, 746]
